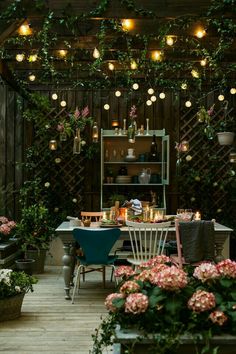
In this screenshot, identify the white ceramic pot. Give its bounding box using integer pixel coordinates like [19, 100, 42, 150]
[217, 132, 235, 145]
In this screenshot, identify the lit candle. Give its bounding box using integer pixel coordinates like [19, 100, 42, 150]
[109, 210, 112, 220]
[125, 209, 127, 221]
[103, 211, 107, 221]
[150, 208, 153, 221]
[195, 211, 201, 220]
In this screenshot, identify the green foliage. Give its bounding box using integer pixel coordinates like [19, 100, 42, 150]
[0, 269, 37, 299]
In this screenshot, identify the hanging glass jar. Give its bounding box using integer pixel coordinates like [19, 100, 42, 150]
[73, 128, 81, 154]
[127, 119, 136, 143]
[92, 122, 99, 143]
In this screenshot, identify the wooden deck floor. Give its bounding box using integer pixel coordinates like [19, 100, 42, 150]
[0, 266, 114, 354]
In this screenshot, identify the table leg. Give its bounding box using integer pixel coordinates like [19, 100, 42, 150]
[214, 232, 230, 263]
[62, 243, 75, 300]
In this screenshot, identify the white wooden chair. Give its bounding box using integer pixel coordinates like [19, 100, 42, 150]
[125, 220, 171, 267]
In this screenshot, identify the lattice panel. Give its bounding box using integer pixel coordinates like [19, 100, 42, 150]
[29, 108, 86, 217]
[178, 99, 234, 219]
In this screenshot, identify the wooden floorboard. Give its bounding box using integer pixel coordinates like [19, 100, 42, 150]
[0, 266, 115, 354]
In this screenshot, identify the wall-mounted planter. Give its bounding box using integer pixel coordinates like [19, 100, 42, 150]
[217, 132, 235, 145]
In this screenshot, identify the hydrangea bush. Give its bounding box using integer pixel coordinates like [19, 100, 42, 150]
[0, 216, 16, 241]
[0, 269, 37, 299]
[93, 257, 236, 353]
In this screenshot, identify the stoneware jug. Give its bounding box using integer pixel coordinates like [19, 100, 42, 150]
[138, 168, 151, 184]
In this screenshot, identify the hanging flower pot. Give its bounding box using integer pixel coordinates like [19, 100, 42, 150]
[217, 132, 235, 146]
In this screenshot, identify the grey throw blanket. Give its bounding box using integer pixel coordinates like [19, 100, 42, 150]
[179, 220, 215, 263]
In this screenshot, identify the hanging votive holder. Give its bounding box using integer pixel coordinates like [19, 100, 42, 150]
[92, 122, 99, 143]
[49, 140, 57, 150]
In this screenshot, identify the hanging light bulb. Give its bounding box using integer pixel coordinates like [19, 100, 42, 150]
[115, 90, 121, 97]
[191, 69, 200, 78]
[146, 100, 152, 106]
[108, 62, 115, 71]
[166, 35, 175, 46]
[185, 100, 192, 107]
[93, 47, 100, 59]
[200, 58, 207, 66]
[121, 19, 134, 31]
[49, 140, 57, 150]
[52, 93, 58, 100]
[218, 94, 225, 101]
[181, 83, 187, 90]
[132, 83, 139, 90]
[104, 104, 110, 110]
[230, 88, 236, 94]
[150, 95, 157, 102]
[58, 49, 68, 58]
[28, 74, 36, 81]
[151, 50, 163, 61]
[60, 100, 67, 107]
[130, 61, 137, 70]
[28, 53, 38, 62]
[147, 88, 154, 95]
[16, 53, 25, 62]
[92, 122, 99, 143]
[159, 92, 166, 99]
[18, 22, 32, 36]
[195, 28, 206, 38]
[181, 141, 189, 152]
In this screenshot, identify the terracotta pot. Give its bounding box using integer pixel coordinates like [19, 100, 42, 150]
[0, 293, 25, 321]
[217, 132, 235, 145]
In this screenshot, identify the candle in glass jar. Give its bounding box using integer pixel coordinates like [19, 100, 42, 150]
[150, 208, 153, 221]
[195, 211, 201, 220]
[103, 211, 107, 221]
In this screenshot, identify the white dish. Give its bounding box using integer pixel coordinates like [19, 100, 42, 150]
[124, 155, 136, 162]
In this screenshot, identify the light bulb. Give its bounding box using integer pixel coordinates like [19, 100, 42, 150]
[115, 90, 121, 97]
[195, 28, 206, 38]
[108, 62, 115, 71]
[18, 23, 32, 36]
[146, 100, 152, 106]
[16, 53, 25, 62]
[166, 36, 174, 46]
[104, 104, 110, 110]
[200, 59, 207, 66]
[150, 95, 157, 102]
[218, 94, 224, 101]
[151, 50, 162, 61]
[52, 93, 58, 100]
[230, 88, 236, 94]
[147, 88, 154, 95]
[121, 19, 134, 31]
[130, 61, 137, 69]
[58, 49, 67, 57]
[60, 100, 67, 107]
[132, 83, 139, 90]
[28, 54, 37, 62]
[93, 47, 100, 59]
[181, 83, 187, 90]
[28, 74, 36, 81]
[185, 100, 192, 107]
[191, 69, 200, 78]
[159, 92, 165, 99]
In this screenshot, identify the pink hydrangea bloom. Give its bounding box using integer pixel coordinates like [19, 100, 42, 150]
[140, 255, 170, 269]
[188, 290, 216, 313]
[105, 293, 125, 312]
[136, 264, 169, 284]
[120, 281, 140, 294]
[0, 217, 8, 223]
[209, 310, 228, 326]
[155, 266, 188, 291]
[0, 224, 11, 235]
[216, 259, 236, 278]
[193, 263, 219, 282]
[125, 293, 148, 314]
[114, 266, 135, 278]
[81, 106, 89, 118]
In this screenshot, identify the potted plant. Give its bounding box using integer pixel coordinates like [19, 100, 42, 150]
[0, 268, 37, 321]
[14, 204, 55, 274]
[216, 101, 235, 145]
[92, 257, 236, 353]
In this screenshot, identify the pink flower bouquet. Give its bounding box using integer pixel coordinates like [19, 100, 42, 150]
[0, 216, 16, 242]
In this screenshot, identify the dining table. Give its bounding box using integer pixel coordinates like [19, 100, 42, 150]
[55, 221, 233, 299]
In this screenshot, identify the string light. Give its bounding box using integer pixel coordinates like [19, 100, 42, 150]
[115, 90, 121, 97]
[18, 23, 32, 36]
[132, 83, 139, 90]
[159, 92, 166, 99]
[146, 100, 152, 106]
[16, 53, 25, 62]
[150, 95, 157, 102]
[93, 47, 100, 59]
[60, 100, 67, 107]
[147, 88, 154, 95]
[151, 50, 163, 61]
[130, 61, 137, 70]
[181, 83, 187, 90]
[108, 62, 115, 71]
[230, 88, 236, 94]
[104, 104, 110, 110]
[121, 19, 134, 31]
[52, 93, 58, 100]
[218, 94, 224, 101]
[28, 54, 38, 62]
[28, 74, 36, 81]
[195, 28, 206, 38]
[191, 69, 200, 78]
[58, 49, 68, 58]
[166, 35, 176, 46]
[185, 100, 192, 107]
[200, 59, 207, 67]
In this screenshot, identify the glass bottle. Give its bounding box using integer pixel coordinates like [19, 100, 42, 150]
[73, 128, 81, 154]
[145, 118, 150, 135]
[127, 119, 135, 143]
[150, 134, 158, 161]
[92, 122, 98, 143]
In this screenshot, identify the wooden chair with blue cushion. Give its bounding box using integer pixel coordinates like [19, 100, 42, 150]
[72, 227, 121, 303]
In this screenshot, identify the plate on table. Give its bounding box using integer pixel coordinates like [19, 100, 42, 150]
[100, 223, 122, 228]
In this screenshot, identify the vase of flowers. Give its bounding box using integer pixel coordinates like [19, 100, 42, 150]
[14, 204, 55, 274]
[93, 257, 236, 353]
[0, 216, 16, 243]
[0, 268, 37, 321]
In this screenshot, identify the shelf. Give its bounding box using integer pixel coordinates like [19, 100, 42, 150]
[103, 183, 163, 186]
